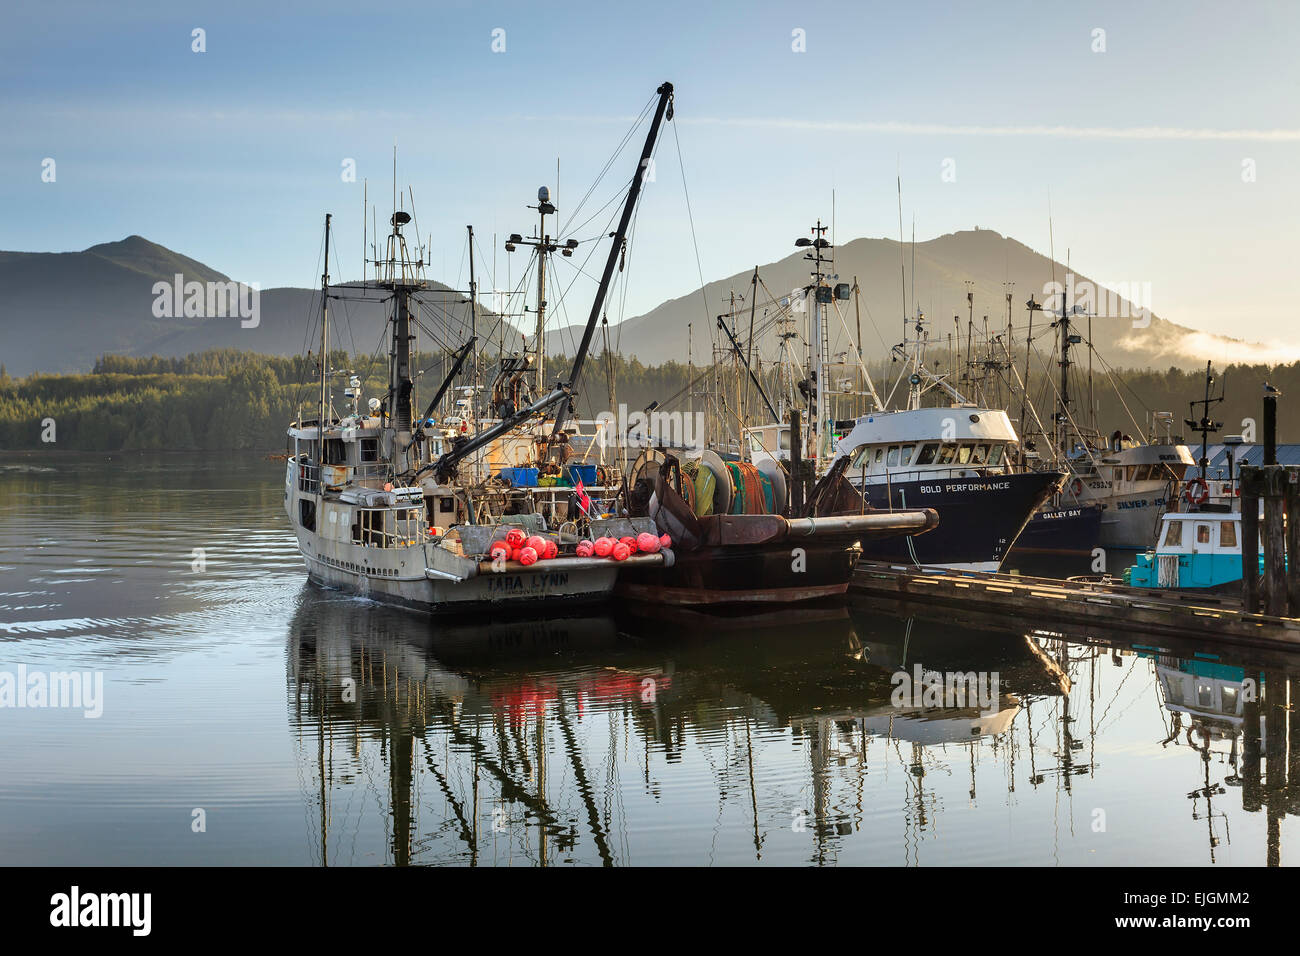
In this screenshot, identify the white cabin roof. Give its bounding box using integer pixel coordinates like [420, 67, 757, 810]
[1096, 443, 1194, 467]
[834, 406, 1018, 457]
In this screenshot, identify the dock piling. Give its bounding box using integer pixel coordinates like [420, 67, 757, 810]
[1242, 474, 1261, 614]
[1288, 471, 1300, 616]
[1242, 387, 1292, 616]
[1265, 469, 1287, 617]
[1242, 465, 1289, 617]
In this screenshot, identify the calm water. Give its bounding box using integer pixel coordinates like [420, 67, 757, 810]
[1, 453, 1296, 866]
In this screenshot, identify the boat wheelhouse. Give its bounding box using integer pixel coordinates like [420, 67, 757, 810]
[1063, 441, 1195, 548]
[1125, 505, 1262, 591]
[834, 405, 1019, 490]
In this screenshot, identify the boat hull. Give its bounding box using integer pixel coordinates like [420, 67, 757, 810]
[296, 534, 618, 613]
[851, 471, 1063, 571]
[616, 540, 859, 606]
[1009, 503, 1104, 558]
[1092, 490, 1171, 549]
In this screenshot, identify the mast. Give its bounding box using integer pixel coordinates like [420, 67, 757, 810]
[319, 212, 332, 459]
[1183, 362, 1223, 480]
[1059, 298, 1070, 454]
[433, 82, 674, 478]
[965, 280, 974, 386]
[1021, 295, 1041, 467]
[746, 267, 758, 423]
[505, 189, 561, 399]
[553, 81, 675, 440]
[1004, 281, 1014, 411]
[795, 220, 831, 469]
[535, 194, 550, 394]
[853, 277, 863, 417]
[467, 224, 478, 423]
[377, 209, 419, 470]
[392, 249, 414, 434]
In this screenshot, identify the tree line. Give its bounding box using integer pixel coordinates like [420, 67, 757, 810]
[1, 349, 1296, 451]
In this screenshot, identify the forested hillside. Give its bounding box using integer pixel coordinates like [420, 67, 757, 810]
[1, 349, 1296, 451]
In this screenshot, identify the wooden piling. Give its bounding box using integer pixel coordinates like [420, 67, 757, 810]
[1242, 465, 1261, 614]
[1288, 468, 1300, 618]
[1264, 467, 1288, 618]
[1242, 464, 1290, 617]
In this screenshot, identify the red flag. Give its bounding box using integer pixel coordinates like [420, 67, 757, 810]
[575, 478, 592, 515]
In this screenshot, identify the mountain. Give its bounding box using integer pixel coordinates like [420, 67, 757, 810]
[0, 236, 500, 376]
[0, 230, 1275, 377]
[567, 228, 1263, 372]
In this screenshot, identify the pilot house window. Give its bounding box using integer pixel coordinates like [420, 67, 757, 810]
[323, 438, 346, 465]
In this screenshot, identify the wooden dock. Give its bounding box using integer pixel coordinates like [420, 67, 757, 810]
[850, 561, 1300, 651]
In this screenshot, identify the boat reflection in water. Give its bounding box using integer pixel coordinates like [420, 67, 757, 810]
[1147, 653, 1300, 866]
[286, 587, 1083, 866]
[287, 585, 1300, 865]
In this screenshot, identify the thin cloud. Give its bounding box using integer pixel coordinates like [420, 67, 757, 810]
[682, 117, 1300, 142]
[516, 113, 1300, 142]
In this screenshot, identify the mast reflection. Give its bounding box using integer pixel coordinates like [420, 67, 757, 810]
[289, 587, 1300, 866]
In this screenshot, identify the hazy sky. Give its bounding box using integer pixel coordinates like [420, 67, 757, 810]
[3, 0, 1297, 346]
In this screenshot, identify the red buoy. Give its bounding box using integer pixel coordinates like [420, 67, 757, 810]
[518, 546, 538, 566]
[612, 542, 631, 561]
[636, 532, 661, 553]
[660, 533, 672, 548]
[505, 528, 526, 548]
[542, 539, 558, 560]
[575, 540, 595, 558]
[489, 543, 510, 560]
[525, 534, 547, 555]
[593, 537, 614, 557]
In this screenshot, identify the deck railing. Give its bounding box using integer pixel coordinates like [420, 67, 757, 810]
[296, 459, 320, 494]
[296, 457, 391, 492]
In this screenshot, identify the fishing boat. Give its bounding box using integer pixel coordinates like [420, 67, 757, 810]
[284, 83, 679, 612]
[826, 303, 1063, 571]
[610, 451, 939, 606]
[725, 228, 1063, 572]
[1123, 364, 1268, 593]
[1014, 290, 1194, 548]
[829, 399, 1064, 571]
[1125, 496, 1258, 592]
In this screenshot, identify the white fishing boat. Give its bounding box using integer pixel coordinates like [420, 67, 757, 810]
[284, 83, 678, 612]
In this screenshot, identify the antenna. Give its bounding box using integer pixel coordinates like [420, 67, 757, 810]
[1184, 361, 1225, 480]
[897, 172, 905, 338]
